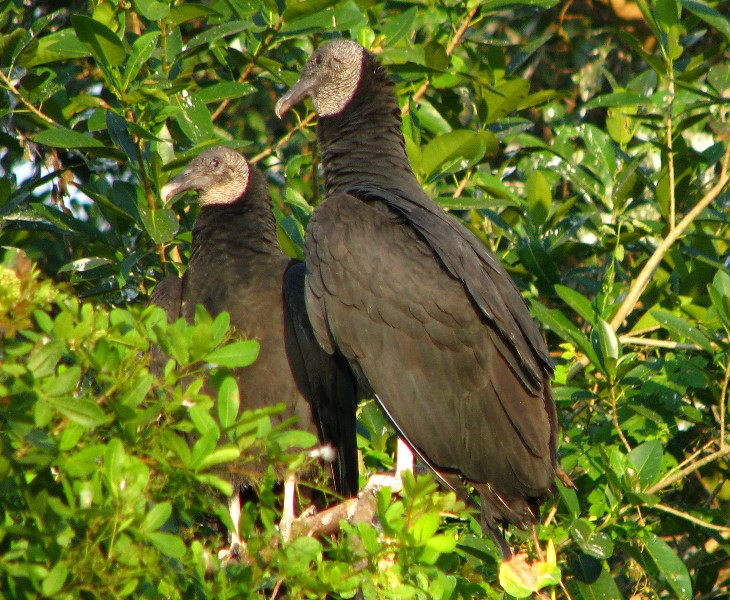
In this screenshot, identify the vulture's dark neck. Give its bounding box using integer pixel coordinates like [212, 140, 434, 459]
[191, 169, 280, 259]
[317, 54, 424, 202]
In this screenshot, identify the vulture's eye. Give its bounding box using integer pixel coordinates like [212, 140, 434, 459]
[210, 158, 220, 169]
[314, 53, 323, 66]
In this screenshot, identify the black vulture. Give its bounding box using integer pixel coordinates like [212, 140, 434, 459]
[150, 145, 359, 548]
[275, 40, 558, 560]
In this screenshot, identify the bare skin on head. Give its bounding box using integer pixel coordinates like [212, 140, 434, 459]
[275, 40, 364, 118]
[161, 146, 250, 207]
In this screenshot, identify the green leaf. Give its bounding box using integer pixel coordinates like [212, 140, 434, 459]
[28, 339, 65, 378]
[411, 512, 440, 543]
[106, 112, 137, 161]
[709, 270, 730, 333]
[71, 15, 126, 68]
[104, 438, 125, 488]
[573, 556, 623, 599]
[482, 0, 560, 9]
[679, 0, 730, 40]
[189, 406, 220, 439]
[123, 31, 159, 89]
[173, 92, 213, 144]
[554, 284, 597, 327]
[570, 519, 615, 559]
[195, 473, 233, 496]
[643, 534, 692, 600]
[272, 429, 318, 450]
[33, 127, 104, 149]
[283, 0, 340, 22]
[138, 205, 179, 244]
[217, 376, 240, 430]
[134, 0, 170, 20]
[47, 395, 106, 428]
[184, 20, 255, 50]
[142, 502, 172, 532]
[194, 446, 241, 471]
[45, 365, 81, 396]
[525, 170, 551, 226]
[556, 479, 580, 518]
[205, 339, 260, 368]
[584, 91, 646, 110]
[420, 130, 496, 179]
[195, 82, 256, 104]
[655, 0, 680, 28]
[119, 373, 153, 408]
[19, 29, 90, 67]
[41, 563, 68, 597]
[145, 532, 186, 559]
[627, 440, 663, 488]
[651, 309, 714, 353]
[592, 318, 621, 379]
[381, 7, 418, 47]
[530, 302, 600, 366]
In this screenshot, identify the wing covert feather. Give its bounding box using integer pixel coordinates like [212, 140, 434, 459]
[305, 193, 555, 494]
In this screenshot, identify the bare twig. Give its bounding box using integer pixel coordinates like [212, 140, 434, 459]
[251, 113, 316, 164]
[453, 169, 473, 198]
[667, 69, 676, 231]
[720, 359, 730, 451]
[568, 143, 730, 380]
[651, 502, 730, 533]
[610, 143, 729, 332]
[647, 445, 730, 495]
[401, 5, 480, 116]
[211, 16, 284, 123]
[0, 70, 60, 127]
[611, 387, 632, 452]
[619, 336, 706, 350]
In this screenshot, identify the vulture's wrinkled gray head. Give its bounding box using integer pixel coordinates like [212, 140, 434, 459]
[275, 39, 365, 118]
[161, 146, 249, 206]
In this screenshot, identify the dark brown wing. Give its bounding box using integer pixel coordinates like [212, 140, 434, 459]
[349, 183, 553, 392]
[148, 275, 183, 376]
[304, 193, 556, 523]
[149, 275, 183, 323]
[283, 261, 359, 497]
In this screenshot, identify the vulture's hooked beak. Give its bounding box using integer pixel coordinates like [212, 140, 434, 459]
[161, 169, 208, 205]
[275, 76, 314, 118]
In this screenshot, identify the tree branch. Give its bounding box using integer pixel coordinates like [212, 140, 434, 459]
[651, 502, 730, 533]
[401, 5, 480, 116]
[568, 142, 730, 380]
[647, 445, 730, 495]
[251, 113, 316, 165]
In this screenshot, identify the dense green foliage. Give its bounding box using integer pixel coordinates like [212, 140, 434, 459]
[1, 0, 729, 597]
